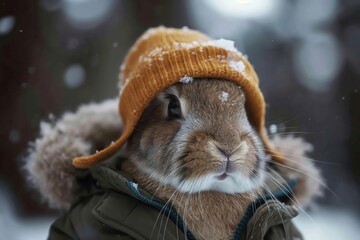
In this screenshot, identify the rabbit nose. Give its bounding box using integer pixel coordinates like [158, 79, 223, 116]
[216, 146, 233, 159]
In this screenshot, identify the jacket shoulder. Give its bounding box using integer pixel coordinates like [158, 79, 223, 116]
[48, 191, 139, 240]
[245, 200, 302, 240]
[49, 188, 185, 240]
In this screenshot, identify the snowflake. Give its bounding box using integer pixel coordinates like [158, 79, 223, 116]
[219, 91, 229, 102]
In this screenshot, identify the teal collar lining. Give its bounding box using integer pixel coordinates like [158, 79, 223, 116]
[126, 179, 297, 240]
[231, 179, 297, 239]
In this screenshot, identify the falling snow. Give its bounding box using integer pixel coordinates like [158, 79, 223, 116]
[269, 124, 278, 134]
[48, 113, 55, 121]
[0, 16, 15, 36]
[179, 76, 194, 84]
[9, 129, 20, 143]
[219, 91, 229, 102]
[64, 64, 85, 89]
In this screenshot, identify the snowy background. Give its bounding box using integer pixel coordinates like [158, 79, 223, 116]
[1, 0, 360, 239]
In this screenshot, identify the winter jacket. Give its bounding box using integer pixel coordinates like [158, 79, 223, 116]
[24, 99, 322, 240]
[47, 156, 302, 240]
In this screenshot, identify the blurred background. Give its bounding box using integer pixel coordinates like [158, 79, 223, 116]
[0, 0, 359, 239]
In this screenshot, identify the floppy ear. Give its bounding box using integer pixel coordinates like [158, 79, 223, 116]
[23, 97, 122, 210]
[269, 135, 324, 208]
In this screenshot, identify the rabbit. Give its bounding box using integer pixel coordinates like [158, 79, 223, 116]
[121, 78, 269, 240]
[25, 76, 322, 240]
[24, 26, 324, 240]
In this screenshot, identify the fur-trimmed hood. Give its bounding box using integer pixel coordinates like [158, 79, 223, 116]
[24, 98, 323, 210]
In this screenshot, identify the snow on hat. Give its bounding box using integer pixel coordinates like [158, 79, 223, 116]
[72, 26, 283, 168]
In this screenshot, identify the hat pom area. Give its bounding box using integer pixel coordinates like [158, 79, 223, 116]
[24, 98, 121, 208]
[71, 26, 284, 168]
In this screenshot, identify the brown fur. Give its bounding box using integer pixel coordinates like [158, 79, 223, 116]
[126, 79, 265, 183]
[181, 130, 259, 180]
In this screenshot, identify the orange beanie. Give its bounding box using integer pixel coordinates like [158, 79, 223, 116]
[73, 26, 283, 168]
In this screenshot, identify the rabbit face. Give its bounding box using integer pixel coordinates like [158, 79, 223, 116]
[126, 79, 267, 194]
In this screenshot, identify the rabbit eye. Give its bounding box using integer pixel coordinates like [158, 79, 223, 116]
[167, 95, 182, 119]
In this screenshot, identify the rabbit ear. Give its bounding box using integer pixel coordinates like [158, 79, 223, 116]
[24, 98, 122, 209]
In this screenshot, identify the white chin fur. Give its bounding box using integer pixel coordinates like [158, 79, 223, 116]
[134, 159, 265, 194]
[170, 171, 265, 194]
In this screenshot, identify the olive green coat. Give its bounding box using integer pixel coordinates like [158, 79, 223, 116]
[48, 158, 302, 240]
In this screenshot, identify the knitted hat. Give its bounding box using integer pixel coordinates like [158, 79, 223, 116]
[73, 26, 283, 168]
